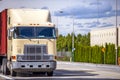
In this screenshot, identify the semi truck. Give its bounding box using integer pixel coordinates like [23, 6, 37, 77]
[0, 9, 57, 76]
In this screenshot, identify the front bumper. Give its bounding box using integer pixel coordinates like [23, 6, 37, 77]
[11, 61, 56, 72]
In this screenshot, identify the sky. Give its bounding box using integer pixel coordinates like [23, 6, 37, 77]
[0, 0, 120, 35]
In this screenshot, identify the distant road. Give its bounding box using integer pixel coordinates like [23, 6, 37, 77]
[0, 61, 120, 80]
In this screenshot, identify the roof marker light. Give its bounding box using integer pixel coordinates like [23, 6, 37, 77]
[48, 24, 51, 26]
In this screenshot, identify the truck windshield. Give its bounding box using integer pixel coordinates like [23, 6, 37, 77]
[14, 27, 56, 39]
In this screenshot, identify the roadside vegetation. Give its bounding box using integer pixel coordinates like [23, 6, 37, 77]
[57, 33, 120, 65]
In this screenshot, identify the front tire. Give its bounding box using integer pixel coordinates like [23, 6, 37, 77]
[10, 69, 16, 77]
[10, 63, 16, 76]
[47, 71, 53, 76]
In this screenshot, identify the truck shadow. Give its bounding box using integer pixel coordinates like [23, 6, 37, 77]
[16, 69, 97, 77]
[54, 69, 97, 76]
[13, 69, 120, 80]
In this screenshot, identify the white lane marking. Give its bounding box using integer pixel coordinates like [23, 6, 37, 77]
[0, 74, 13, 80]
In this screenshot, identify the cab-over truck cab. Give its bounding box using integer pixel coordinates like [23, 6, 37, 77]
[0, 9, 57, 76]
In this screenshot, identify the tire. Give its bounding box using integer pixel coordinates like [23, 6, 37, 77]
[2, 58, 10, 75]
[33, 72, 46, 75]
[1, 64, 3, 73]
[11, 70, 16, 77]
[47, 71, 53, 76]
[10, 64, 16, 77]
[41, 72, 46, 75]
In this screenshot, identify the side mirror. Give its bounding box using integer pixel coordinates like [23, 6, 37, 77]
[55, 28, 58, 38]
[10, 28, 14, 32]
[8, 28, 14, 40]
[8, 30, 12, 39]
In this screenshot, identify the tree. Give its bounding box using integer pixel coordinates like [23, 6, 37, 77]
[57, 33, 90, 51]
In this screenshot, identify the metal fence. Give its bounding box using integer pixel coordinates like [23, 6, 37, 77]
[57, 51, 71, 57]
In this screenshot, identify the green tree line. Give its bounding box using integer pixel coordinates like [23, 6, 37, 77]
[57, 33, 90, 52]
[74, 44, 116, 64]
[57, 33, 120, 65]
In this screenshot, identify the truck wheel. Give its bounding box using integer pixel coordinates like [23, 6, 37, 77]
[10, 64, 16, 76]
[11, 70, 16, 77]
[1, 64, 3, 73]
[47, 71, 53, 76]
[41, 72, 46, 75]
[2, 58, 10, 75]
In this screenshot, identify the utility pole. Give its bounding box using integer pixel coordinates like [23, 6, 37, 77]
[72, 16, 74, 62]
[56, 10, 75, 62]
[57, 11, 63, 28]
[57, 11, 63, 57]
[115, 0, 118, 65]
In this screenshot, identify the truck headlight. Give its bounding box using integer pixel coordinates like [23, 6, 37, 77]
[11, 56, 16, 60]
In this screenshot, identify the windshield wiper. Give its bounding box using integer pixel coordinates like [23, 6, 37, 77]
[37, 35, 45, 38]
[18, 35, 32, 41]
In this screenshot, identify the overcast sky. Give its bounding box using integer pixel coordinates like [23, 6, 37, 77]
[0, 0, 120, 35]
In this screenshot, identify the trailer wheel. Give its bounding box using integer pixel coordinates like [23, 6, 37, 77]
[2, 58, 10, 75]
[47, 71, 53, 76]
[1, 64, 3, 73]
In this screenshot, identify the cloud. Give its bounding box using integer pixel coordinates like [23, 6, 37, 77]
[54, 0, 120, 19]
[83, 21, 114, 28]
[74, 23, 83, 28]
[90, 1, 102, 5]
[41, 6, 49, 9]
[75, 28, 91, 35]
[100, 22, 114, 27]
[84, 21, 101, 28]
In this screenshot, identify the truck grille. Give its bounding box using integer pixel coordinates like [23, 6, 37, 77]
[17, 45, 53, 61]
[24, 44, 47, 54]
[17, 54, 53, 61]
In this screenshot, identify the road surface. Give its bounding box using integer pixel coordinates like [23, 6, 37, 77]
[0, 61, 120, 80]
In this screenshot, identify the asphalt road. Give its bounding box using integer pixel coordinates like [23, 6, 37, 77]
[0, 61, 120, 80]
